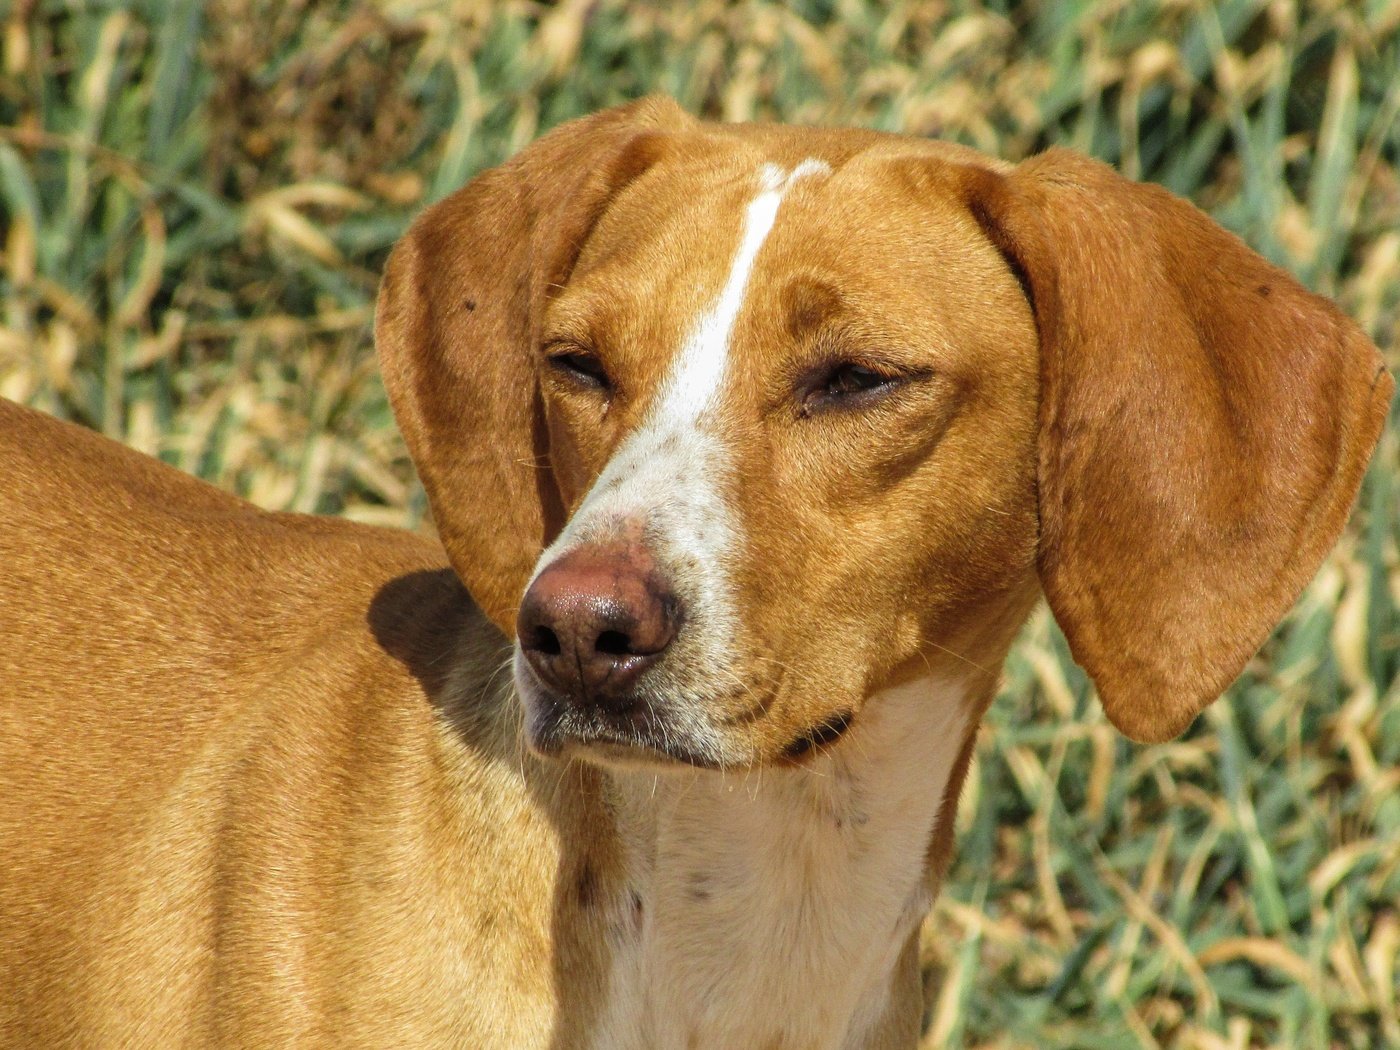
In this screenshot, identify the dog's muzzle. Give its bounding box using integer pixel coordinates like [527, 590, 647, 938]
[515, 541, 685, 752]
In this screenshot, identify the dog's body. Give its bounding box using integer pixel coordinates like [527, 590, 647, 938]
[1, 98, 1391, 1048]
[1, 400, 968, 1047]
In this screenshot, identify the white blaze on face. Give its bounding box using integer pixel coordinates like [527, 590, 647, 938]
[535, 159, 831, 599]
[654, 158, 831, 423]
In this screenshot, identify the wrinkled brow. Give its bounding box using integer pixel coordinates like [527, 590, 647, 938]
[780, 276, 846, 341]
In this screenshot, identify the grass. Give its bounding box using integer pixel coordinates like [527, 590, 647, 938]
[2, 1, 1397, 1046]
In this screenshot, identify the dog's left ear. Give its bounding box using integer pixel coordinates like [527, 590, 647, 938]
[958, 149, 1393, 742]
[376, 99, 687, 635]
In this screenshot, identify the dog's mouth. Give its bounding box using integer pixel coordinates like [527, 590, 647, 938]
[776, 709, 854, 763]
[518, 672, 858, 773]
[550, 733, 723, 771]
[514, 665, 723, 769]
[526, 703, 725, 770]
[513, 646, 861, 770]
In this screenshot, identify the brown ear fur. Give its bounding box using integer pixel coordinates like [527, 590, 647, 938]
[375, 98, 688, 635]
[962, 149, 1393, 742]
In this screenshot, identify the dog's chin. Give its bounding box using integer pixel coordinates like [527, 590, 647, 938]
[554, 736, 723, 772]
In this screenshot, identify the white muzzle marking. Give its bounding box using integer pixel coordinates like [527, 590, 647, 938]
[545, 158, 831, 557]
[520, 160, 831, 757]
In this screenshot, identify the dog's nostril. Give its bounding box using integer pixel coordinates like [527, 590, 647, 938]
[595, 630, 632, 657]
[527, 625, 562, 656]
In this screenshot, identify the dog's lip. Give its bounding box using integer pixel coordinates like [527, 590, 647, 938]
[776, 708, 855, 764]
[514, 658, 857, 771]
[526, 701, 724, 770]
[528, 715, 724, 770]
[561, 735, 723, 771]
[516, 663, 724, 770]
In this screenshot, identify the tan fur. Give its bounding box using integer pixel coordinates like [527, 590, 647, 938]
[1, 98, 1391, 1048]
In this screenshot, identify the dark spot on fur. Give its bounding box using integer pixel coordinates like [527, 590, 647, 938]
[686, 872, 710, 902]
[783, 277, 843, 340]
[606, 889, 646, 944]
[1257, 284, 1271, 297]
[464, 298, 477, 311]
[575, 864, 597, 909]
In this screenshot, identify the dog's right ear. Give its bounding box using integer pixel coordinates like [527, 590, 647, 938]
[376, 98, 687, 635]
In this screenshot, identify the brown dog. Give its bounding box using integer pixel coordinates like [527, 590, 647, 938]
[1, 98, 1391, 1048]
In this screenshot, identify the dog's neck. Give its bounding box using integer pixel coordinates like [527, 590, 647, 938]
[586, 676, 971, 1049]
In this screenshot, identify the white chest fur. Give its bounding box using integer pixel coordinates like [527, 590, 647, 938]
[591, 676, 969, 1049]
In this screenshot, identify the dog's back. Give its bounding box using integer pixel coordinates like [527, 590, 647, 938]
[0, 401, 576, 1046]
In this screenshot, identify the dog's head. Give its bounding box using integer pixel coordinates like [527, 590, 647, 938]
[376, 98, 1391, 768]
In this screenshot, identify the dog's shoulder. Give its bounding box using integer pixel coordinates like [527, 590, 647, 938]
[0, 398, 504, 844]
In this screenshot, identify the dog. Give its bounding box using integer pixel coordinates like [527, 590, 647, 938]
[1, 97, 1391, 1049]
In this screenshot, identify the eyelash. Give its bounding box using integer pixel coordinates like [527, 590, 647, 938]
[543, 344, 920, 415]
[801, 360, 914, 414]
[546, 347, 610, 391]
[819, 363, 897, 398]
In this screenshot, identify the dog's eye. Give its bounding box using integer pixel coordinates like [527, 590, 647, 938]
[823, 364, 891, 397]
[804, 361, 901, 413]
[547, 348, 610, 391]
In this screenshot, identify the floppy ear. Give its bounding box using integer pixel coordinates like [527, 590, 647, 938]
[375, 98, 688, 635]
[961, 149, 1393, 742]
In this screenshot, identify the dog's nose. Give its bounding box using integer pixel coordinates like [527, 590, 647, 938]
[516, 544, 678, 711]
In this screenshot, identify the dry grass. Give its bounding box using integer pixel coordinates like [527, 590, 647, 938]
[2, 2, 1397, 1046]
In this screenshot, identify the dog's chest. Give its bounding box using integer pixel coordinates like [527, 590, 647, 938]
[587, 677, 968, 1049]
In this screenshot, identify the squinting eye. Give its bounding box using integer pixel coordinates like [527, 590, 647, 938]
[822, 364, 892, 398]
[801, 361, 904, 415]
[547, 348, 610, 391]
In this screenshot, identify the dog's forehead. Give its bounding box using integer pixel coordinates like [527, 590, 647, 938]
[576, 132, 989, 271]
[550, 136, 1011, 399]
[553, 152, 766, 339]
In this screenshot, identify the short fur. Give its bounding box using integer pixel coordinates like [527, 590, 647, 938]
[1, 98, 1391, 1048]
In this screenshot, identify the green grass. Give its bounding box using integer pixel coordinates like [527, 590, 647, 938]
[2, 2, 1397, 1046]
